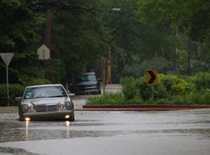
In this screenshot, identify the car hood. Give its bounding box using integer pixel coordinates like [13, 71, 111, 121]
[22, 97, 69, 105]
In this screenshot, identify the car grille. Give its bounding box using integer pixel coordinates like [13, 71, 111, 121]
[47, 105, 58, 112]
[35, 105, 58, 112]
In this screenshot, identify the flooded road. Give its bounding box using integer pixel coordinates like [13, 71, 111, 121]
[0, 109, 210, 155]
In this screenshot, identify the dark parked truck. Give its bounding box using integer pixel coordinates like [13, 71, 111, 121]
[70, 72, 101, 95]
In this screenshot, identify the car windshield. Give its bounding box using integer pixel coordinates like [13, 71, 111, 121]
[80, 74, 96, 82]
[23, 86, 67, 99]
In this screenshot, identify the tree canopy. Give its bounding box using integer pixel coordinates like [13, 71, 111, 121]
[1, 0, 210, 85]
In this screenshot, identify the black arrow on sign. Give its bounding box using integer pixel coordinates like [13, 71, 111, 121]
[148, 70, 156, 84]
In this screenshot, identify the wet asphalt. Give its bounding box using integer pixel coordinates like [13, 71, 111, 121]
[0, 109, 210, 155]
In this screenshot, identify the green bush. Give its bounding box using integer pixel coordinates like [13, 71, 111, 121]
[160, 74, 189, 96]
[87, 93, 143, 105]
[0, 84, 24, 106]
[87, 91, 210, 105]
[118, 72, 210, 104]
[25, 78, 51, 86]
[193, 72, 210, 91]
[135, 77, 168, 100]
[121, 77, 138, 99]
[135, 78, 152, 100]
[19, 73, 51, 86]
[185, 89, 210, 104]
[88, 94, 125, 105]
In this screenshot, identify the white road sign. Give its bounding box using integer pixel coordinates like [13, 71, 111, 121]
[0, 53, 14, 106]
[37, 44, 51, 60]
[0, 53, 14, 66]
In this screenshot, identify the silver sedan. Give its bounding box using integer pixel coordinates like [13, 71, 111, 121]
[18, 84, 74, 121]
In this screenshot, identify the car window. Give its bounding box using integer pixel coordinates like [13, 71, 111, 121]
[80, 74, 96, 82]
[24, 86, 67, 99]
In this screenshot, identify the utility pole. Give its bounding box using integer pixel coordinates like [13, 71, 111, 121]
[102, 57, 107, 94]
[104, 8, 121, 85]
[45, 9, 53, 49]
[106, 47, 112, 84]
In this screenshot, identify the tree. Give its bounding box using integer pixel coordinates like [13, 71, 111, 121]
[137, 0, 210, 73]
[0, 0, 47, 84]
[51, 0, 106, 81]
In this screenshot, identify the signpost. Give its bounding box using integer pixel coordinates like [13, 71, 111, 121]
[37, 44, 50, 60]
[0, 53, 14, 106]
[144, 69, 159, 100]
[144, 69, 159, 85]
[37, 44, 50, 80]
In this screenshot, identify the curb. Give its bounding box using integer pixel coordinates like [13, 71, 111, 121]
[82, 104, 210, 111]
[0, 106, 18, 113]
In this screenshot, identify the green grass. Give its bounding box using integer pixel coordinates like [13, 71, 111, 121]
[87, 93, 142, 105]
[87, 93, 210, 105]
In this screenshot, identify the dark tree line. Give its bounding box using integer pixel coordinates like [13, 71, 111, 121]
[1, 0, 210, 85]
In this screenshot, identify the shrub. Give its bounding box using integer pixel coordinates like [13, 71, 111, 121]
[135, 78, 153, 100]
[87, 94, 125, 104]
[160, 74, 189, 96]
[0, 84, 24, 106]
[153, 84, 168, 99]
[186, 89, 210, 104]
[135, 76, 168, 100]
[193, 72, 210, 91]
[121, 77, 138, 99]
[25, 78, 51, 86]
[87, 93, 143, 105]
[119, 72, 210, 104]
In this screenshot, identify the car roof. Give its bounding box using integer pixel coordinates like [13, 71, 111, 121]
[25, 84, 64, 89]
[82, 72, 96, 75]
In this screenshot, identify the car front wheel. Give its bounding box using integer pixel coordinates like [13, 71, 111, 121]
[69, 113, 75, 121]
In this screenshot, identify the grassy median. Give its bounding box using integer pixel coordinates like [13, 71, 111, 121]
[88, 72, 210, 105]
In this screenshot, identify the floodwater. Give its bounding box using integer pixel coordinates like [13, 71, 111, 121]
[0, 109, 210, 155]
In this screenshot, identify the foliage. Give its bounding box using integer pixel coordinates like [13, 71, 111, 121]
[22, 78, 51, 86]
[118, 73, 210, 104]
[159, 74, 189, 96]
[0, 84, 24, 106]
[121, 74, 189, 101]
[87, 93, 142, 105]
[87, 90, 210, 105]
[1, 0, 210, 89]
[88, 93, 125, 105]
[120, 77, 137, 99]
[123, 57, 173, 77]
[0, 0, 47, 85]
[0, 0, 45, 52]
[136, 0, 210, 74]
[52, 0, 106, 80]
[193, 72, 210, 90]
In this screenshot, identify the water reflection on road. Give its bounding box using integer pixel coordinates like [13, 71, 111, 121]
[0, 110, 210, 142]
[0, 109, 210, 155]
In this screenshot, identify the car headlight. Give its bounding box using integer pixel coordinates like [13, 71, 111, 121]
[22, 103, 35, 113]
[64, 101, 73, 110]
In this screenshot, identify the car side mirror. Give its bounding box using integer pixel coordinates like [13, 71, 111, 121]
[66, 89, 75, 97]
[68, 93, 75, 97]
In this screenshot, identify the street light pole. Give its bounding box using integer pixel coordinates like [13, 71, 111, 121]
[102, 57, 107, 94]
[106, 46, 112, 84]
[105, 8, 121, 85]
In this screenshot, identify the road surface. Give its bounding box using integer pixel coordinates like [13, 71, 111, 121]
[0, 109, 210, 155]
